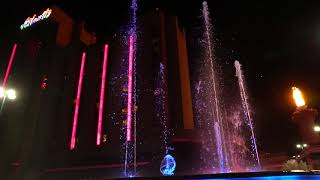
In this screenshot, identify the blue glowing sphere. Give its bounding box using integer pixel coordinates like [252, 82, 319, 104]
[160, 154, 176, 176]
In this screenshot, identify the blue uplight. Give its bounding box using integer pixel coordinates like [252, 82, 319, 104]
[160, 154, 176, 176]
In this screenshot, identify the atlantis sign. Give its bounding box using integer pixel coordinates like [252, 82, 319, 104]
[20, 8, 52, 30]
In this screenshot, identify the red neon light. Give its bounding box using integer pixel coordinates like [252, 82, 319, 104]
[96, 44, 109, 145]
[2, 44, 17, 89]
[127, 36, 134, 141]
[70, 52, 86, 150]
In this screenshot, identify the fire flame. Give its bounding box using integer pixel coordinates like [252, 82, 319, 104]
[292, 87, 306, 107]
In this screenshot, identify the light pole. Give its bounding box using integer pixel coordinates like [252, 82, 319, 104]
[295, 143, 307, 160]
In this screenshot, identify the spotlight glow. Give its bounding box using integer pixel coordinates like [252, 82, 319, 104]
[70, 52, 86, 150]
[3, 44, 17, 89]
[0, 88, 4, 98]
[314, 125, 320, 132]
[6, 89, 16, 100]
[126, 36, 134, 142]
[303, 144, 307, 147]
[97, 45, 109, 146]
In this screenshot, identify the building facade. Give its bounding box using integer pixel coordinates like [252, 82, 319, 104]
[0, 6, 195, 178]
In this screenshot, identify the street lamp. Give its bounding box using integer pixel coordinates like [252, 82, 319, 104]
[0, 87, 17, 114]
[314, 125, 320, 132]
[0, 87, 16, 100]
[303, 144, 308, 148]
[6, 89, 16, 100]
[296, 143, 308, 149]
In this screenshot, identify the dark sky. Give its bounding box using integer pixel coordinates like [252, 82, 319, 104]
[1, 0, 320, 154]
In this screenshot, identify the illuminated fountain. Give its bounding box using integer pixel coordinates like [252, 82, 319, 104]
[193, 1, 260, 173]
[155, 63, 176, 175]
[195, 1, 228, 172]
[155, 63, 170, 154]
[234, 60, 261, 169]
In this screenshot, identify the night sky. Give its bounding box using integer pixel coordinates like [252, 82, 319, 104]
[1, 0, 320, 154]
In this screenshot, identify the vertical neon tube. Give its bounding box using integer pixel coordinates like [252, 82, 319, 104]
[2, 43, 17, 89]
[70, 52, 86, 150]
[96, 45, 109, 145]
[127, 36, 134, 142]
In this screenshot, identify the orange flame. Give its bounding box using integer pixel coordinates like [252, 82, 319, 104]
[292, 87, 306, 107]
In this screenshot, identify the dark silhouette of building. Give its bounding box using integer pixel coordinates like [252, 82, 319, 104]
[292, 106, 319, 145]
[0, 6, 96, 178]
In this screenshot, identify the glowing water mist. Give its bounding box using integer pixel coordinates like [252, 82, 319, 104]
[234, 60, 260, 169]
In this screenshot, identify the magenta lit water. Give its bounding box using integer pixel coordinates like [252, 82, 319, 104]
[234, 60, 261, 169]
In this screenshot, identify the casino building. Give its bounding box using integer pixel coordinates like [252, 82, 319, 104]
[0, 5, 196, 178]
[0, 5, 97, 175]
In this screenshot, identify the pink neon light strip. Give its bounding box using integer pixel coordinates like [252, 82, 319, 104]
[96, 44, 109, 145]
[70, 52, 86, 150]
[126, 36, 134, 142]
[2, 43, 17, 89]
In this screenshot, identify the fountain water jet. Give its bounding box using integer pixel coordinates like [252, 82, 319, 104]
[201, 1, 227, 172]
[156, 63, 169, 154]
[193, 1, 260, 173]
[234, 60, 261, 169]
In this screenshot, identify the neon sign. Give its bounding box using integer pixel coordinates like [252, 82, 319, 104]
[96, 44, 109, 146]
[70, 52, 87, 150]
[20, 8, 52, 30]
[126, 36, 134, 142]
